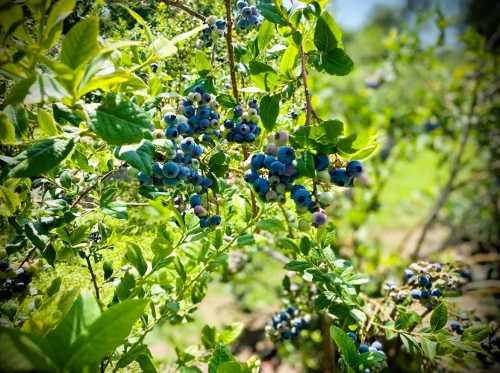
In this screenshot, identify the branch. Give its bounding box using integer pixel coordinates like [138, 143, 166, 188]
[224, 0, 239, 102]
[162, 0, 206, 21]
[320, 312, 336, 373]
[278, 203, 294, 238]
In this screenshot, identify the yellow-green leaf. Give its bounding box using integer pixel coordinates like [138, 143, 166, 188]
[38, 109, 59, 136]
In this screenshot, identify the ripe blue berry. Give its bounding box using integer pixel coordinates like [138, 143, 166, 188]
[163, 161, 179, 178]
[209, 215, 221, 226]
[431, 288, 442, 297]
[410, 289, 422, 299]
[346, 160, 363, 177]
[347, 332, 357, 342]
[190, 194, 202, 207]
[277, 146, 295, 165]
[419, 275, 431, 289]
[314, 153, 330, 171]
[199, 217, 210, 228]
[330, 168, 349, 187]
[359, 344, 369, 353]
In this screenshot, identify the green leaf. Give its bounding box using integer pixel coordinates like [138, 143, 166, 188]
[8, 138, 75, 178]
[257, 20, 274, 52]
[42, 0, 76, 49]
[115, 140, 154, 176]
[249, 61, 279, 91]
[314, 12, 340, 52]
[92, 94, 152, 145]
[202, 325, 217, 349]
[38, 109, 59, 136]
[0, 327, 53, 371]
[117, 344, 156, 372]
[216, 94, 237, 109]
[46, 277, 62, 297]
[256, 218, 285, 232]
[208, 343, 233, 373]
[284, 260, 311, 272]
[218, 322, 244, 345]
[46, 293, 101, 366]
[0, 112, 16, 144]
[309, 119, 344, 145]
[321, 48, 354, 76]
[66, 299, 148, 369]
[430, 303, 447, 331]
[237, 234, 255, 246]
[421, 338, 437, 361]
[258, 3, 288, 25]
[0, 186, 21, 217]
[217, 361, 250, 373]
[330, 325, 357, 368]
[349, 309, 367, 325]
[195, 51, 212, 73]
[279, 44, 299, 75]
[60, 16, 100, 70]
[299, 236, 311, 255]
[208, 151, 229, 177]
[125, 242, 148, 276]
[3, 75, 37, 107]
[259, 94, 280, 131]
[297, 152, 315, 178]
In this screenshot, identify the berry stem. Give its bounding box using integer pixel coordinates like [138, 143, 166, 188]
[224, 0, 240, 102]
[299, 42, 313, 126]
[162, 0, 206, 21]
[278, 203, 294, 238]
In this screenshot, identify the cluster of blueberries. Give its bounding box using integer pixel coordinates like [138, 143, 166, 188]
[224, 100, 261, 143]
[198, 15, 226, 48]
[245, 132, 364, 227]
[189, 194, 221, 228]
[348, 332, 385, 354]
[136, 87, 221, 228]
[386, 262, 473, 305]
[0, 260, 32, 301]
[235, 1, 263, 31]
[265, 306, 309, 342]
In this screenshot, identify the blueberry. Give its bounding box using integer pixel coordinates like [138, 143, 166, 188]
[209, 215, 221, 226]
[192, 145, 204, 158]
[270, 160, 286, 175]
[181, 138, 195, 153]
[279, 311, 289, 321]
[293, 189, 311, 206]
[410, 289, 421, 299]
[314, 153, 330, 171]
[346, 160, 363, 177]
[431, 288, 442, 297]
[224, 119, 234, 129]
[163, 161, 179, 178]
[359, 344, 369, 353]
[277, 146, 295, 165]
[190, 194, 202, 207]
[165, 126, 179, 139]
[163, 113, 176, 124]
[244, 170, 258, 183]
[286, 306, 296, 315]
[312, 211, 327, 227]
[330, 168, 349, 187]
[199, 217, 210, 228]
[234, 105, 243, 116]
[347, 332, 357, 342]
[290, 327, 299, 338]
[179, 167, 191, 179]
[183, 105, 195, 117]
[253, 177, 270, 194]
[421, 290, 430, 299]
[263, 155, 276, 169]
[291, 184, 306, 197]
[137, 172, 150, 184]
[403, 268, 414, 281]
[201, 177, 213, 189]
[237, 0, 248, 10]
[282, 330, 291, 340]
[251, 153, 265, 170]
[194, 205, 207, 217]
[419, 275, 431, 289]
[450, 320, 463, 334]
[12, 281, 26, 293]
[0, 260, 11, 272]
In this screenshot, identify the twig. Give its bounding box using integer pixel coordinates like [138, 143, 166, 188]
[412, 76, 481, 259]
[162, 0, 206, 21]
[84, 254, 101, 301]
[70, 169, 114, 209]
[17, 248, 36, 269]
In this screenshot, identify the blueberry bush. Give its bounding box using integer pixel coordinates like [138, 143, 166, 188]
[0, 1, 498, 372]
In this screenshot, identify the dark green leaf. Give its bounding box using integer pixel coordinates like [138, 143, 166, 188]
[256, 218, 285, 232]
[125, 242, 148, 276]
[297, 152, 315, 178]
[208, 151, 229, 177]
[321, 48, 354, 76]
[259, 94, 280, 131]
[314, 12, 341, 52]
[92, 94, 152, 145]
[8, 138, 74, 178]
[115, 140, 154, 176]
[284, 260, 311, 272]
[330, 325, 357, 368]
[258, 3, 288, 25]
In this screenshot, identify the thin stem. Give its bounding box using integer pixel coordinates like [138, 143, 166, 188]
[162, 0, 206, 21]
[84, 254, 101, 301]
[243, 144, 258, 217]
[299, 42, 312, 126]
[320, 312, 336, 373]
